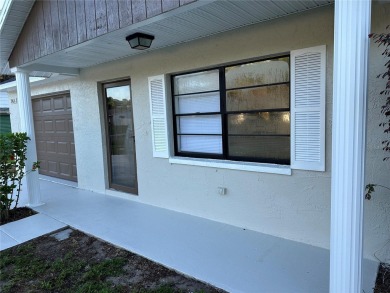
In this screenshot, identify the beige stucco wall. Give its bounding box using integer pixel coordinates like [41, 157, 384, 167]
[364, 2, 390, 263]
[7, 3, 390, 262]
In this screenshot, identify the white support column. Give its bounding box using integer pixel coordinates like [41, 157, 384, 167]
[330, 1, 371, 292]
[11, 68, 42, 207]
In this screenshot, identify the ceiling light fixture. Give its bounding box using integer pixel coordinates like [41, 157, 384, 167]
[126, 33, 155, 50]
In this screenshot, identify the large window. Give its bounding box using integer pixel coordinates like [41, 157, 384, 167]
[172, 56, 290, 165]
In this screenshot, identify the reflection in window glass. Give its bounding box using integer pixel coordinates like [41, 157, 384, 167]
[105, 84, 137, 191]
[172, 55, 291, 165]
[226, 84, 289, 112]
[228, 112, 290, 135]
[178, 135, 222, 154]
[174, 69, 219, 95]
[228, 136, 290, 161]
[177, 115, 222, 135]
[106, 86, 134, 156]
[175, 92, 220, 114]
[225, 57, 289, 89]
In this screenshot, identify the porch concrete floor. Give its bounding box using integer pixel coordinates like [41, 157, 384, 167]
[1, 178, 378, 293]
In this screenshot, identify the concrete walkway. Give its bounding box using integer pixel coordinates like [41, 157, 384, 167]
[0, 178, 379, 293]
[0, 214, 67, 250]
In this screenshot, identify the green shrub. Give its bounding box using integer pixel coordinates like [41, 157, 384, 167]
[0, 132, 39, 222]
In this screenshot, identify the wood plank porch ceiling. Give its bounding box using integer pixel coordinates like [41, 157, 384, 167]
[7, 0, 333, 76]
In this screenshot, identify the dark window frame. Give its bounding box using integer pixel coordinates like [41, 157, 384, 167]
[171, 55, 291, 165]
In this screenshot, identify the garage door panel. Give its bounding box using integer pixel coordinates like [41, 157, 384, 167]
[40, 152, 72, 160]
[36, 132, 74, 140]
[55, 119, 67, 133]
[33, 92, 77, 182]
[38, 159, 47, 171]
[32, 99, 42, 113]
[42, 144, 73, 157]
[57, 142, 69, 155]
[34, 112, 66, 117]
[48, 161, 58, 173]
[59, 163, 71, 177]
[45, 118, 70, 133]
[34, 120, 43, 133]
[44, 120, 55, 133]
[36, 140, 46, 151]
[70, 143, 75, 155]
[53, 97, 65, 111]
[66, 96, 72, 110]
[41, 159, 76, 178]
[68, 119, 74, 132]
[42, 99, 52, 112]
[46, 141, 56, 153]
[37, 140, 73, 153]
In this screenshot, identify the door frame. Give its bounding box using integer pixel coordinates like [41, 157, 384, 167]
[102, 79, 138, 195]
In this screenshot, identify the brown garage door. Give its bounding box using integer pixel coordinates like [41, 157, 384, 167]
[32, 92, 77, 182]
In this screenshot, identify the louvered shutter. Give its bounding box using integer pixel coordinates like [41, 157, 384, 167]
[148, 75, 169, 158]
[291, 45, 326, 171]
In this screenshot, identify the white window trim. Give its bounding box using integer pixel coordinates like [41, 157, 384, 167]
[169, 156, 291, 175]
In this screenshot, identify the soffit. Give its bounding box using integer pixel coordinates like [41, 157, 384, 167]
[4, 0, 334, 75]
[0, 0, 35, 74]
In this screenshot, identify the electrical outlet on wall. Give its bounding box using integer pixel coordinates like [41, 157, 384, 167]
[218, 187, 227, 195]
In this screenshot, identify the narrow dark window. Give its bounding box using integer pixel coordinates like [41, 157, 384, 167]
[172, 55, 290, 165]
[103, 80, 138, 194]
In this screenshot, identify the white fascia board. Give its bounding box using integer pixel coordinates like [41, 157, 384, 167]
[0, 77, 46, 92]
[21, 64, 80, 76]
[0, 0, 13, 31]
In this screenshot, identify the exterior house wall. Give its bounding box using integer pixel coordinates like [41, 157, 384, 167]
[0, 91, 9, 108]
[0, 91, 11, 133]
[8, 3, 390, 262]
[364, 5, 390, 262]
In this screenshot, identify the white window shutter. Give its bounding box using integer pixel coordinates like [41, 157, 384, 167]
[291, 45, 326, 171]
[148, 75, 169, 158]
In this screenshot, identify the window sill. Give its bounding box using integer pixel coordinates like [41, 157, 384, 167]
[169, 157, 292, 175]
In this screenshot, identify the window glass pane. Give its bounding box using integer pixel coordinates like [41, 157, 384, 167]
[228, 136, 290, 161]
[177, 115, 222, 134]
[228, 112, 290, 135]
[105, 84, 137, 190]
[178, 135, 222, 154]
[225, 57, 289, 89]
[226, 84, 289, 112]
[175, 92, 220, 114]
[174, 70, 219, 95]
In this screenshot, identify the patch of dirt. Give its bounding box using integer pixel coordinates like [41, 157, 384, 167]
[374, 263, 390, 293]
[0, 207, 37, 226]
[0, 227, 226, 293]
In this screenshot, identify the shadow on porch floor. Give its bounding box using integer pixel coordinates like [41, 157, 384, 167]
[24, 179, 379, 292]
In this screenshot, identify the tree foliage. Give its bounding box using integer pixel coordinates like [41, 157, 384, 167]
[366, 26, 390, 200]
[369, 25, 390, 160]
